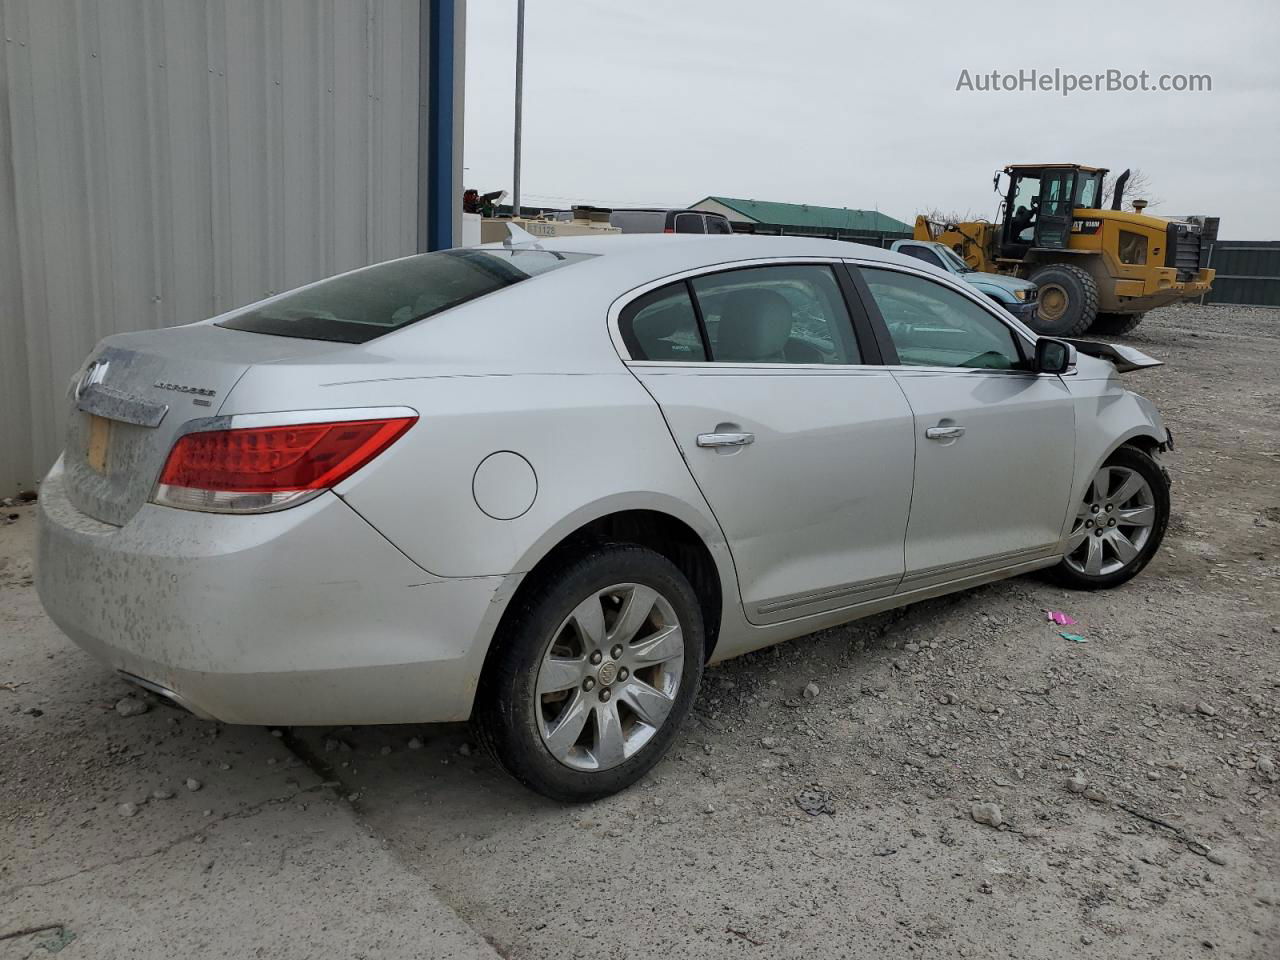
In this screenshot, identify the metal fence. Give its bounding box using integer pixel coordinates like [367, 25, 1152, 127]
[1203, 240, 1280, 307]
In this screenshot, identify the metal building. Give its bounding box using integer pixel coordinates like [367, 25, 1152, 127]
[0, 0, 465, 494]
[690, 196, 913, 246]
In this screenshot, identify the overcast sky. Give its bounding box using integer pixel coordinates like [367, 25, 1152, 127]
[463, 0, 1279, 239]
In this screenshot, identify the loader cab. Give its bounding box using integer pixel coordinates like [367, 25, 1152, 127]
[998, 164, 1108, 259]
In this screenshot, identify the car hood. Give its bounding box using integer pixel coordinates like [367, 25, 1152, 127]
[963, 271, 1036, 294]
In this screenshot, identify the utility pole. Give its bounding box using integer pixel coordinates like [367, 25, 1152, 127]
[512, 0, 525, 219]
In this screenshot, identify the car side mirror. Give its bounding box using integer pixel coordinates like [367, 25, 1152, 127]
[1034, 338, 1075, 374]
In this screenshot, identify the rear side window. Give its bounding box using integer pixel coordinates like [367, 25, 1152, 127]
[706, 216, 732, 235]
[692, 265, 860, 364]
[609, 211, 662, 233]
[619, 284, 707, 362]
[218, 248, 594, 343]
[673, 213, 705, 234]
[897, 245, 944, 269]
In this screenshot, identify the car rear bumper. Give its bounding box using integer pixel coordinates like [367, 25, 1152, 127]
[35, 458, 510, 725]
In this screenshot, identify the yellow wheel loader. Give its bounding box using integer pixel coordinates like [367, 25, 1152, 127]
[915, 164, 1215, 337]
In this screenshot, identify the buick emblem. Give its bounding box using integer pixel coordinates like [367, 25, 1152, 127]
[74, 359, 109, 400]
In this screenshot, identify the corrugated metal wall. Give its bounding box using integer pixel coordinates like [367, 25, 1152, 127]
[0, 0, 428, 494]
[1203, 241, 1280, 307]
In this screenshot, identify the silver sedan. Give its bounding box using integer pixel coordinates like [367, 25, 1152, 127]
[36, 234, 1171, 800]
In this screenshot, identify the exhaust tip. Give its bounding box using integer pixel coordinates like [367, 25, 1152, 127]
[117, 671, 215, 720]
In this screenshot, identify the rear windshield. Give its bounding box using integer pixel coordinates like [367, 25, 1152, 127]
[218, 247, 595, 343]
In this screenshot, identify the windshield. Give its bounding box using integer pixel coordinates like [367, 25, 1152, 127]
[218, 247, 595, 343]
[937, 246, 973, 273]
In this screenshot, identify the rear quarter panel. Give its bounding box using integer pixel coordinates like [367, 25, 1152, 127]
[327, 370, 731, 579]
[215, 264, 736, 584]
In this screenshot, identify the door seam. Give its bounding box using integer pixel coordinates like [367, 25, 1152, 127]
[619, 365, 749, 615]
[886, 368, 917, 591]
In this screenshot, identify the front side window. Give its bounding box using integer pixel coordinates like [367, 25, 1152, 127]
[1010, 174, 1041, 241]
[218, 248, 594, 344]
[619, 283, 707, 362]
[691, 265, 860, 365]
[937, 246, 973, 273]
[860, 268, 1023, 370]
[1042, 173, 1072, 204]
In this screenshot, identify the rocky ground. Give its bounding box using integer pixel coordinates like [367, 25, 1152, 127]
[0, 530, 497, 955]
[2, 303, 1277, 958]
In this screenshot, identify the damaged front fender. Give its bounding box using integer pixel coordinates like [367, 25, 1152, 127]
[1064, 339, 1163, 374]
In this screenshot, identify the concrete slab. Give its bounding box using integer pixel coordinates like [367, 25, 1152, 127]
[0, 503, 498, 960]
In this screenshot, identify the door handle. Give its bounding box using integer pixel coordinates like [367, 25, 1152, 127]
[925, 425, 966, 440]
[697, 431, 755, 448]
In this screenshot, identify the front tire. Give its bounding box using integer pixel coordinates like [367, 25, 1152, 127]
[1089, 311, 1146, 336]
[473, 544, 704, 802]
[1027, 263, 1098, 337]
[1050, 446, 1170, 590]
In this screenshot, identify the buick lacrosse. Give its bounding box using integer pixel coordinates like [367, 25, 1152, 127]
[37, 233, 1171, 800]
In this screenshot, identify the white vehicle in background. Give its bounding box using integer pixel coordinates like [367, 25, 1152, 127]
[37, 233, 1171, 801]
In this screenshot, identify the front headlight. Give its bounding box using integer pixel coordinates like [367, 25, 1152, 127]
[1014, 288, 1029, 301]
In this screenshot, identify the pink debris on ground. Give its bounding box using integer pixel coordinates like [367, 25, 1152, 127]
[1046, 611, 1078, 626]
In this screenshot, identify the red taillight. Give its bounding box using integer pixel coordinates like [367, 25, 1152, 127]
[663, 227, 675, 234]
[154, 415, 416, 512]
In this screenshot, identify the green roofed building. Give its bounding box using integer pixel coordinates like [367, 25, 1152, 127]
[689, 196, 912, 246]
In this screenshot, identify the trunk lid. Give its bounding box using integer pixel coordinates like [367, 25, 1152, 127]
[63, 323, 351, 525]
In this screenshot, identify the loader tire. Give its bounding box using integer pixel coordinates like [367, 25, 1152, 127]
[1089, 312, 1146, 337]
[1027, 264, 1098, 337]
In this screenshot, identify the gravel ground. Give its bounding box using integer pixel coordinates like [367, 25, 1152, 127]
[3, 302, 1277, 958]
[290, 303, 1280, 958]
[0, 520, 497, 958]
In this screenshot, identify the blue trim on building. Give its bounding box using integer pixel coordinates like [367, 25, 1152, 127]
[425, 0, 456, 251]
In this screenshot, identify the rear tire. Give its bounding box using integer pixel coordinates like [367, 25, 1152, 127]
[1089, 311, 1146, 336]
[1027, 264, 1098, 337]
[473, 543, 704, 802]
[1049, 446, 1169, 591]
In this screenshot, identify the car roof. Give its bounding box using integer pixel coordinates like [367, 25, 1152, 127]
[1005, 162, 1107, 174]
[609, 208, 720, 215]
[394, 234, 1038, 373]
[478, 233, 921, 290]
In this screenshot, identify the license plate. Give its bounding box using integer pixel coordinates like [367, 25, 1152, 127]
[87, 414, 112, 474]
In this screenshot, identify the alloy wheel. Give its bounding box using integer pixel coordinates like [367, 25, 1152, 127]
[1064, 464, 1157, 576]
[534, 583, 685, 772]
